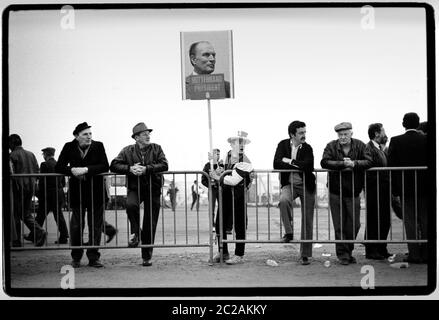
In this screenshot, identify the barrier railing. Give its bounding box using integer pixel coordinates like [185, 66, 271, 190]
[9, 171, 214, 263]
[217, 167, 428, 263]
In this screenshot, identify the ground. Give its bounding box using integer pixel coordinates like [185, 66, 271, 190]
[6, 206, 429, 294]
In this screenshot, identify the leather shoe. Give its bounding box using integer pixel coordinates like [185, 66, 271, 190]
[24, 233, 35, 242]
[35, 231, 47, 247]
[128, 234, 139, 248]
[107, 228, 118, 244]
[349, 256, 357, 264]
[281, 234, 293, 243]
[71, 260, 81, 268]
[88, 260, 104, 268]
[339, 258, 350, 265]
[366, 252, 385, 260]
[299, 257, 310, 265]
[142, 259, 152, 267]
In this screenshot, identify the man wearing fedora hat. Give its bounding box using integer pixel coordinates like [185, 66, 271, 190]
[33, 147, 69, 244]
[210, 131, 253, 265]
[110, 122, 168, 266]
[320, 122, 371, 265]
[56, 122, 109, 268]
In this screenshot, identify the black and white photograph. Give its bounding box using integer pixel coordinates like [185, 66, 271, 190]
[1, 1, 437, 302]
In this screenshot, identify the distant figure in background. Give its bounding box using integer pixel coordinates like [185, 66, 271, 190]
[9, 134, 47, 247]
[166, 181, 179, 211]
[56, 122, 109, 268]
[202, 148, 225, 229]
[364, 123, 392, 260]
[191, 180, 201, 211]
[320, 122, 371, 265]
[32, 147, 69, 244]
[388, 112, 428, 264]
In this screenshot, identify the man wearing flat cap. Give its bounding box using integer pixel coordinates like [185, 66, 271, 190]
[55, 122, 110, 268]
[110, 122, 168, 267]
[33, 147, 69, 244]
[321, 122, 371, 265]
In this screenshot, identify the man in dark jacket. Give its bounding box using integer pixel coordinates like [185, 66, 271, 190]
[9, 134, 47, 247]
[388, 112, 428, 263]
[321, 122, 371, 265]
[55, 122, 109, 268]
[110, 122, 168, 267]
[273, 121, 316, 265]
[364, 124, 392, 260]
[34, 147, 69, 244]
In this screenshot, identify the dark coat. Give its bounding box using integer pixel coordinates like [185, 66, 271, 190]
[10, 146, 39, 193]
[38, 157, 65, 204]
[364, 141, 390, 201]
[110, 143, 168, 197]
[320, 138, 371, 197]
[201, 161, 225, 189]
[273, 139, 316, 193]
[387, 130, 427, 197]
[55, 140, 109, 208]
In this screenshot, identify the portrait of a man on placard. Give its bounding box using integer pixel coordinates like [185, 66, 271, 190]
[181, 30, 234, 100]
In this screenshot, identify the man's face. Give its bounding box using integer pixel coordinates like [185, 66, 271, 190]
[135, 131, 151, 146]
[213, 150, 220, 162]
[75, 128, 92, 147]
[191, 42, 216, 74]
[376, 127, 387, 145]
[291, 127, 306, 145]
[337, 129, 353, 145]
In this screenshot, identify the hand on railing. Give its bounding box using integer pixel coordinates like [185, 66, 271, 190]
[71, 167, 88, 180]
[130, 163, 146, 176]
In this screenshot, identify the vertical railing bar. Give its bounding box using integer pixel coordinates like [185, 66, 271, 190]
[267, 172, 271, 240]
[364, 171, 368, 241]
[315, 172, 319, 241]
[389, 170, 393, 241]
[255, 172, 259, 240]
[377, 171, 380, 242]
[196, 174, 200, 244]
[414, 170, 418, 240]
[402, 171, 405, 240]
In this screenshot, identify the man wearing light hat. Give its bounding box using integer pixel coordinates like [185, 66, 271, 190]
[321, 122, 371, 265]
[56, 122, 110, 268]
[110, 122, 168, 267]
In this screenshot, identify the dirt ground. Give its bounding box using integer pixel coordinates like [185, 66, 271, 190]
[6, 206, 430, 295]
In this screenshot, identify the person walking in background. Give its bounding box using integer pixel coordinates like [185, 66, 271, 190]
[166, 181, 179, 211]
[191, 180, 201, 211]
[388, 112, 428, 264]
[320, 122, 371, 265]
[56, 122, 109, 268]
[9, 134, 47, 247]
[110, 122, 168, 267]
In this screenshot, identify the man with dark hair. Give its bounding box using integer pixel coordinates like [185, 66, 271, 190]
[321, 122, 371, 265]
[273, 121, 316, 265]
[110, 122, 168, 267]
[364, 123, 392, 260]
[388, 112, 428, 263]
[55, 122, 109, 268]
[417, 121, 427, 135]
[9, 134, 47, 247]
[186, 41, 230, 99]
[33, 147, 69, 244]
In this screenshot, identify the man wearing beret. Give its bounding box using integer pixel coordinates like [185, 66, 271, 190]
[55, 122, 109, 268]
[33, 147, 69, 244]
[321, 122, 371, 265]
[110, 122, 168, 266]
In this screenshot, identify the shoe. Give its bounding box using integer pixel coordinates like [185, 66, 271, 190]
[24, 233, 35, 242]
[142, 259, 152, 267]
[35, 231, 47, 247]
[128, 234, 139, 248]
[379, 251, 392, 259]
[339, 258, 350, 265]
[213, 252, 230, 263]
[88, 260, 104, 268]
[299, 257, 310, 265]
[107, 228, 118, 244]
[71, 260, 81, 268]
[225, 255, 244, 265]
[366, 252, 385, 260]
[55, 238, 68, 244]
[349, 256, 357, 264]
[281, 234, 293, 243]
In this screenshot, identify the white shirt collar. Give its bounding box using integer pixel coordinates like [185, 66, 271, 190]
[405, 129, 418, 132]
[371, 140, 380, 150]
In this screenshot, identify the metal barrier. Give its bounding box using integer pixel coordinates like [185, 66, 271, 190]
[9, 171, 214, 263]
[217, 167, 428, 263]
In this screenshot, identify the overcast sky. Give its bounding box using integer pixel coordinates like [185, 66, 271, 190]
[8, 7, 428, 171]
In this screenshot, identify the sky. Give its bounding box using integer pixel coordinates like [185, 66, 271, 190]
[7, 7, 428, 171]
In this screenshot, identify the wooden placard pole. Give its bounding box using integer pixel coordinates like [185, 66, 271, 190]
[206, 92, 214, 172]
